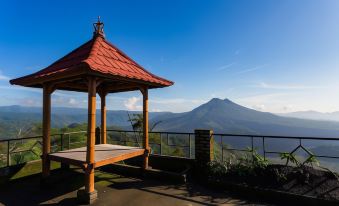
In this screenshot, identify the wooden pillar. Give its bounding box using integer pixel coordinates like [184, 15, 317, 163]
[85, 77, 96, 194]
[99, 91, 107, 144]
[141, 87, 149, 169]
[42, 83, 53, 178]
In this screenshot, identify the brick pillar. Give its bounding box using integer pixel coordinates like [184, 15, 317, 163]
[195, 129, 214, 165]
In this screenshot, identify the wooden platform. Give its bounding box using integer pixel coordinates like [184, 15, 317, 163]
[48, 144, 145, 169]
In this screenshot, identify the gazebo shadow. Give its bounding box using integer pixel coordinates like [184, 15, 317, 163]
[0, 169, 84, 206]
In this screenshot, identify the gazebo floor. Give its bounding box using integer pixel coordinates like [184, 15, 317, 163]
[48, 144, 145, 169]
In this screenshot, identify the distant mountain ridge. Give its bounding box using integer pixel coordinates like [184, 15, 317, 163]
[278, 110, 339, 122]
[2, 98, 339, 138]
[0, 105, 169, 128]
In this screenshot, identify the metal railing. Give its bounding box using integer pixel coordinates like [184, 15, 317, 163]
[213, 133, 339, 170]
[0, 130, 194, 168]
[2, 129, 339, 170]
[0, 131, 87, 168]
[106, 130, 194, 159]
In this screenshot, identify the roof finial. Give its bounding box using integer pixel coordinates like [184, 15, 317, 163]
[93, 16, 105, 38]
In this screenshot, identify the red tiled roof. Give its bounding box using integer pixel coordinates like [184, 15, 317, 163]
[10, 35, 173, 87]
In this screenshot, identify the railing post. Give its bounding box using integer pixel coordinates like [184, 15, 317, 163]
[7, 140, 10, 167]
[221, 135, 224, 161]
[60, 133, 69, 170]
[188, 134, 191, 159]
[262, 137, 266, 161]
[160, 134, 163, 156]
[251, 136, 254, 164]
[67, 134, 71, 149]
[60, 134, 64, 151]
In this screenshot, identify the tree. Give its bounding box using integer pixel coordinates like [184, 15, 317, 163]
[127, 112, 162, 132]
[127, 112, 162, 147]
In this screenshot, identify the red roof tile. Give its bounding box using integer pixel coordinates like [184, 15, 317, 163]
[10, 35, 173, 88]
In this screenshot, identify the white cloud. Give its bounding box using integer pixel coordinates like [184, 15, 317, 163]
[0, 85, 41, 93]
[0, 75, 9, 81]
[0, 70, 10, 81]
[256, 82, 325, 90]
[217, 62, 236, 71]
[151, 108, 163, 112]
[124, 97, 142, 111]
[150, 98, 205, 105]
[68, 98, 77, 105]
[252, 104, 266, 111]
[236, 64, 267, 74]
[52, 96, 86, 108]
[282, 105, 294, 112]
[19, 98, 41, 107]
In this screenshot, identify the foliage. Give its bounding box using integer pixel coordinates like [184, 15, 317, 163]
[127, 112, 162, 133]
[272, 168, 287, 183]
[280, 152, 300, 167]
[12, 153, 24, 165]
[208, 147, 269, 178]
[304, 155, 320, 167]
[235, 147, 268, 173]
[280, 149, 320, 168]
[207, 161, 230, 177]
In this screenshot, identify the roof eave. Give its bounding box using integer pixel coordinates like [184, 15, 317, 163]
[9, 64, 89, 87]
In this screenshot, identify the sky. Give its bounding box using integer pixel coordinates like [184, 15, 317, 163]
[1, 0, 339, 113]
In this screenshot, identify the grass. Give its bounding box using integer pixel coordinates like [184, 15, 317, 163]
[0, 160, 60, 184]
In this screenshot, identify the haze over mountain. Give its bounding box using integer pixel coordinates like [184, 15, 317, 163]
[278, 111, 339, 122]
[2, 98, 339, 138]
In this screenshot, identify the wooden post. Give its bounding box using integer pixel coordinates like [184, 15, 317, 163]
[85, 77, 96, 194]
[141, 87, 149, 169]
[42, 83, 53, 178]
[99, 91, 107, 144]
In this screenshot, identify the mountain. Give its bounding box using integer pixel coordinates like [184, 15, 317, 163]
[3, 99, 339, 138]
[151, 98, 339, 137]
[278, 110, 339, 122]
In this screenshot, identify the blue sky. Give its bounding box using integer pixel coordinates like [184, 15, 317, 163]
[1, 0, 339, 113]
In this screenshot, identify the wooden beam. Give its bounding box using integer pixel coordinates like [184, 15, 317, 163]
[94, 149, 145, 168]
[42, 83, 54, 178]
[48, 154, 86, 169]
[57, 82, 87, 91]
[85, 77, 96, 193]
[141, 87, 149, 169]
[99, 90, 107, 144]
[48, 147, 145, 169]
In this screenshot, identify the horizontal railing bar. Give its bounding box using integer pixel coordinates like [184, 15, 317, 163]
[314, 155, 339, 159]
[261, 151, 339, 159]
[10, 150, 35, 154]
[107, 129, 194, 135]
[0, 136, 42, 142]
[214, 133, 339, 141]
[222, 148, 251, 152]
[3, 130, 339, 142]
[0, 131, 87, 142]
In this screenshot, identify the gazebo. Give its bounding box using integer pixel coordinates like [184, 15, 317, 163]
[9, 18, 173, 203]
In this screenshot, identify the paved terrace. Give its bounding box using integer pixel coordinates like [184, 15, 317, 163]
[0, 166, 272, 206]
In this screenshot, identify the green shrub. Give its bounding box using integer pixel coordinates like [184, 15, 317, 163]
[208, 148, 268, 178]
